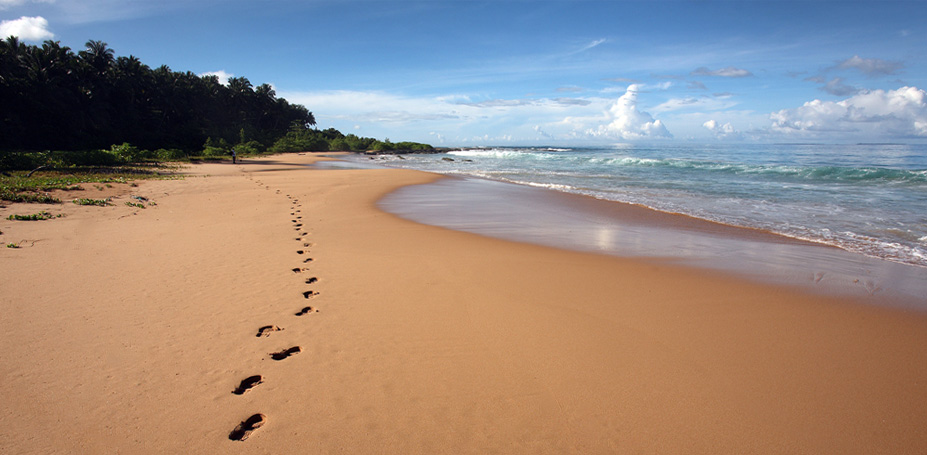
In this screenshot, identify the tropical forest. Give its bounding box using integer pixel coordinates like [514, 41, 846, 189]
[0, 37, 432, 171]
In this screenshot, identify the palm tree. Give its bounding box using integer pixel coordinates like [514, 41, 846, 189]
[79, 40, 114, 76]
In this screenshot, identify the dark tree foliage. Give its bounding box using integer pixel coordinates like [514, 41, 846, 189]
[0, 38, 315, 152]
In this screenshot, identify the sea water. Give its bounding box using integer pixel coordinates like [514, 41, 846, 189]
[362, 143, 927, 269]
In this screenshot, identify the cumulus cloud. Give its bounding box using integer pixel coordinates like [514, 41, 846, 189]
[199, 70, 233, 85]
[770, 86, 927, 137]
[703, 120, 742, 140]
[586, 84, 672, 140]
[0, 16, 53, 41]
[534, 125, 553, 139]
[691, 66, 753, 78]
[836, 55, 903, 77]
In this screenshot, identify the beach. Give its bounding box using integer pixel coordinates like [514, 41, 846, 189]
[2, 153, 927, 454]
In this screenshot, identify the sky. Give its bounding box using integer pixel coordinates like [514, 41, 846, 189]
[2, 0, 927, 146]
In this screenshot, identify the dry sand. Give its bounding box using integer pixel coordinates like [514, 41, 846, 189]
[2, 153, 926, 454]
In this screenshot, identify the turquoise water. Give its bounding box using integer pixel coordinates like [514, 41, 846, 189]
[363, 143, 927, 268]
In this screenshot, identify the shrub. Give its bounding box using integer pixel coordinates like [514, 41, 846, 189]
[73, 198, 109, 206]
[109, 143, 148, 163]
[202, 137, 231, 158]
[234, 140, 264, 155]
[155, 148, 187, 161]
[8, 211, 54, 221]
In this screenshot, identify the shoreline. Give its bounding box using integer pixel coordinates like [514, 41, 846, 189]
[3, 153, 927, 453]
[330, 155, 927, 307]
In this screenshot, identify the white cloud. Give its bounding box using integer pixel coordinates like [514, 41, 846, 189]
[0, 16, 53, 41]
[0, 0, 53, 11]
[770, 86, 927, 138]
[652, 94, 737, 113]
[836, 55, 903, 77]
[688, 81, 708, 90]
[586, 84, 672, 140]
[703, 120, 742, 140]
[820, 77, 859, 96]
[534, 125, 553, 139]
[199, 70, 233, 85]
[691, 66, 753, 78]
[571, 38, 606, 54]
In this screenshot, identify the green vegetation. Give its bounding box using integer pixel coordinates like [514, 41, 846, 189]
[7, 211, 55, 221]
[1, 38, 313, 153]
[73, 198, 110, 206]
[6, 243, 19, 248]
[0, 166, 171, 203]
[269, 126, 433, 154]
[1, 37, 432, 170]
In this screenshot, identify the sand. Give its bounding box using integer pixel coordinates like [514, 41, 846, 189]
[2, 153, 926, 454]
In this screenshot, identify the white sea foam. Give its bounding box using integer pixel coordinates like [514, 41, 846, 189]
[360, 143, 927, 268]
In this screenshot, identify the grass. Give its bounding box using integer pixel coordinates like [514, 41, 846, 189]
[124, 201, 146, 209]
[6, 243, 19, 248]
[7, 211, 56, 221]
[0, 165, 177, 204]
[73, 198, 110, 206]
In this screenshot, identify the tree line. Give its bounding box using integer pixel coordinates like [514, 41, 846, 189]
[0, 37, 432, 167]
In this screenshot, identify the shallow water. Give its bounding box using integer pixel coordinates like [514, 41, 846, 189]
[357, 144, 927, 269]
[375, 174, 927, 308]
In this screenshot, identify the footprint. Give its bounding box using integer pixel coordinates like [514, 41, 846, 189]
[303, 242, 312, 247]
[294, 223, 303, 228]
[305, 277, 318, 285]
[292, 267, 303, 273]
[256, 325, 283, 337]
[303, 258, 313, 263]
[270, 346, 301, 361]
[232, 375, 263, 395]
[302, 290, 318, 299]
[229, 413, 266, 441]
[297, 250, 305, 255]
[295, 306, 314, 316]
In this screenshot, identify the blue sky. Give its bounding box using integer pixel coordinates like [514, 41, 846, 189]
[2, 0, 926, 146]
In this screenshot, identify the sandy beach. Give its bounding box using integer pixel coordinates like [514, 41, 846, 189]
[2, 153, 927, 454]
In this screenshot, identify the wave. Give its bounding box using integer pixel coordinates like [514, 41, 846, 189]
[447, 148, 927, 184]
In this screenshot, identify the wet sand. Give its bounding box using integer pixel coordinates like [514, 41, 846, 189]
[378, 173, 927, 306]
[2, 153, 927, 454]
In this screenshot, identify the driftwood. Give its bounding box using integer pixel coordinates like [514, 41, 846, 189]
[26, 165, 49, 177]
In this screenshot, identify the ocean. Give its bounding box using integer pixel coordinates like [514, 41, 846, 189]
[361, 143, 927, 269]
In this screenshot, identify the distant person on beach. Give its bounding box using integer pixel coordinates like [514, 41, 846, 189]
[232, 148, 237, 164]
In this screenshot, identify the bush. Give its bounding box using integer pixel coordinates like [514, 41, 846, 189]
[202, 137, 231, 158]
[109, 143, 149, 163]
[234, 140, 264, 155]
[329, 137, 349, 151]
[154, 148, 187, 161]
